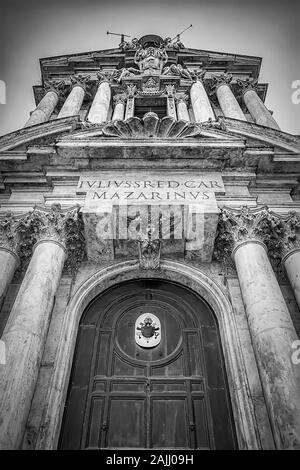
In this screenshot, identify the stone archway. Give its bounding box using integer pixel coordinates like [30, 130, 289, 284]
[35, 259, 261, 449]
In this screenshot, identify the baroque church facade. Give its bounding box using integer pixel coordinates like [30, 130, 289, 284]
[0, 33, 300, 450]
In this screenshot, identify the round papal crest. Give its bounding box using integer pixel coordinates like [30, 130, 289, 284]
[135, 313, 161, 348]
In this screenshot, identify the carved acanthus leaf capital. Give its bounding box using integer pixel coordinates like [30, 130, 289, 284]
[210, 73, 233, 93]
[70, 73, 91, 91]
[43, 79, 65, 96]
[189, 68, 206, 82]
[18, 204, 86, 271]
[213, 206, 285, 262]
[0, 213, 21, 254]
[281, 211, 300, 258]
[97, 68, 115, 84]
[237, 78, 259, 96]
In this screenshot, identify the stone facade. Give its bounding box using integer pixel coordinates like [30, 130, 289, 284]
[0, 33, 299, 450]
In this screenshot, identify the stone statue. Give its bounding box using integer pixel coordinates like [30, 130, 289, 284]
[134, 47, 168, 75]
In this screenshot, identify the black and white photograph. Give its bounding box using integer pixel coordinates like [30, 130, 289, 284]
[0, 0, 299, 457]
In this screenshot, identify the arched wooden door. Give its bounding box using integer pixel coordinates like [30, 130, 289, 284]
[59, 280, 237, 449]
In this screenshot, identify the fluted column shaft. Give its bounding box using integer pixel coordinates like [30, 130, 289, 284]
[216, 83, 246, 121]
[243, 88, 280, 130]
[0, 249, 19, 308]
[233, 239, 300, 449]
[0, 240, 66, 449]
[283, 249, 300, 309]
[57, 85, 85, 119]
[190, 81, 215, 122]
[24, 90, 59, 127]
[87, 81, 111, 123]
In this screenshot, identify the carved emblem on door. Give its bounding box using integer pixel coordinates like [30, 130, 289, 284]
[135, 313, 161, 348]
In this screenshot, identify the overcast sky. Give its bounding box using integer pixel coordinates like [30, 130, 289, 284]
[0, 0, 299, 136]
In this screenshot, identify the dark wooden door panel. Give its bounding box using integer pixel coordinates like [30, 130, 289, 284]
[151, 398, 189, 448]
[106, 398, 146, 448]
[59, 280, 237, 449]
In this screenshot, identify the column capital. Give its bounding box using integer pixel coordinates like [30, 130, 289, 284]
[69, 73, 91, 92]
[126, 84, 137, 98]
[280, 211, 300, 262]
[190, 68, 206, 83]
[0, 212, 21, 258]
[113, 93, 127, 105]
[237, 78, 259, 97]
[19, 204, 86, 271]
[43, 79, 64, 97]
[165, 84, 176, 97]
[211, 73, 233, 92]
[97, 68, 114, 84]
[214, 206, 284, 262]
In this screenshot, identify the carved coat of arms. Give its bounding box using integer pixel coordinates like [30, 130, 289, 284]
[135, 313, 161, 348]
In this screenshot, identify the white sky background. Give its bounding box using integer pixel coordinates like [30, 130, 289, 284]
[0, 0, 299, 136]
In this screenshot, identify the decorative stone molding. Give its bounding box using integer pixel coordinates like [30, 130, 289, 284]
[102, 114, 200, 139]
[140, 76, 160, 95]
[213, 206, 285, 262]
[138, 238, 161, 269]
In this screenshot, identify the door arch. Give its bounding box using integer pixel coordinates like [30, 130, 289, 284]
[59, 279, 237, 449]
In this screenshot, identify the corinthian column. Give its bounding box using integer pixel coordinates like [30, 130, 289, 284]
[281, 212, 300, 309]
[212, 74, 246, 121]
[57, 75, 89, 119]
[24, 82, 61, 127]
[238, 79, 280, 130]
[87, 71, 111, 123]
[190, 71, 215, 122]
[175, 93, 190, 121]
[0, 205, 82, 449]
[0, 214, 20, 308]
[216, 207, 300, 449]
[112, 94, 126, 121]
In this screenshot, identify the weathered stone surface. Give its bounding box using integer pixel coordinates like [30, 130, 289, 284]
[0, 241, 66, 449]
